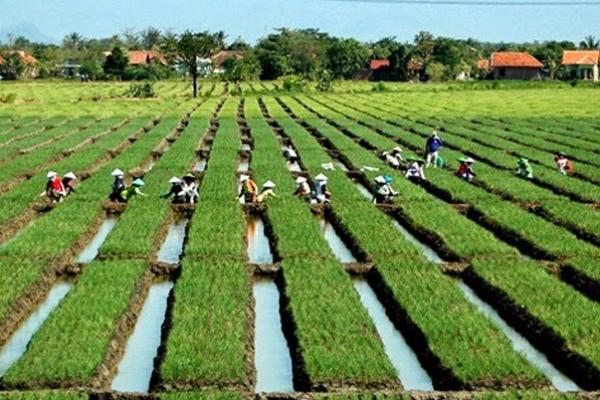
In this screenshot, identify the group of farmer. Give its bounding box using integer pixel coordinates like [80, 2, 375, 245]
[41, 131, 576, 207]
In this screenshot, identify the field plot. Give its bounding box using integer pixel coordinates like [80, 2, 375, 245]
[0, 82, 599, 400]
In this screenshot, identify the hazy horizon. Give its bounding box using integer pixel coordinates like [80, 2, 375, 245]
[1, 0, 599, 45]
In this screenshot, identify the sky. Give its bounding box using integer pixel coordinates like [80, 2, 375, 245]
[0, 0, 599, 45]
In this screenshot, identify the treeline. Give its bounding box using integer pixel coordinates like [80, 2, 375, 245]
[1, 27, 598, 82]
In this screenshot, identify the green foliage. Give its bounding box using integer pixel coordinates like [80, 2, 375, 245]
[281, 74, 307, 92]
[0, 92, 17, 103]
[372, 82, 390, 92]
[325, 38, 369, 79]
[103, 46, 128, 79]
[125, 81, 156, 98]
[425, 61, 446, 82]
[177, 30, 224, 97]
[0, 52, 25, 80]
[315, 68, 334, 92]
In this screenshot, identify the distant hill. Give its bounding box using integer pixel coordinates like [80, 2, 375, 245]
[0, 23, 57, 44]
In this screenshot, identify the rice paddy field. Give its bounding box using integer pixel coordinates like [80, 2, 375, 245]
[0, 80, 599, 400]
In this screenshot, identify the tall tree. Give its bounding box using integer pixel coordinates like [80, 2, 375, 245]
[0, 52, 24, 80]
[325, 38, 369, 79]
[122, 29, 141, 50]
[177, 30, 222, 97]
[580, 35, 599, 49]
[413, 31, 436, 65]
[141, 27, 162, 49]
[103, 46, 129, 80]
[63, 32, 86, 51]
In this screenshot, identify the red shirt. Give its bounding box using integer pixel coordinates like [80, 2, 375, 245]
[50, 177, 64, 192]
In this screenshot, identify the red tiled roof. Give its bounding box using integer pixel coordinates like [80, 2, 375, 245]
[562, 50, 600, 66]
[477, 59, 490, 70]
[211, 50, 244, 69]
[0, 50, 37, 66]
[370, 59, 390, 70]
[128, 50, 167, 66]
[491, 52, 543, 68]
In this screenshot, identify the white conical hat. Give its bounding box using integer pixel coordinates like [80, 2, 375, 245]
[263, 180, 276, 189]
[111, 169, 124, 177]
[465, 157, 475, 164]
[64, 172, 77, 180]
[314, 173, 328, 181]
[393, 147, 403, 152]
[47, 171, 57, 179]
[169, 177, 182, 184]
[374, 176, 386, 184]
[295, 176, 307, 183]
[239, 174, 249, 182]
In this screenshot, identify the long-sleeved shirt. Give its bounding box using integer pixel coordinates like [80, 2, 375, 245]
[425, 137, 443, 153]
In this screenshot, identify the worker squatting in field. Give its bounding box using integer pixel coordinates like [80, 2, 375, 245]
[42, 171, 77, 203]
[162, 174, 199, 204]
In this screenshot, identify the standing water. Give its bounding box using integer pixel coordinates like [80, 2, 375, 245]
[355, 183, 373, 201]
[391, 221, 442, 264]
[76, 218, 117, 263]
[238, 160, 249, 172]
[287, 161, 302, 172]
[0, 282, 72, 377]
[253, 279, 294, 393]
[195, 159, 207, 172]
[111, 281, 174, 393]
[457, 282, 580, 392]
[247, 217, 273, 264]
[319, 219, 357, 263]
[156, 219, 188, 264]
[242, 144, 252, 151]
[354, 280, 433, 390]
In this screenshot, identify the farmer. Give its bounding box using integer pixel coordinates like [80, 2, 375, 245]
[161, 177, 185, 204]
[257, 180, 277, 203]
[456, 157, 476, 182]
[283, 147, 298, 163]
[312, 173, 331, 204]
[373, 175, 398, 204]
[109, 169, 126, 202]
[117, 178, 147, 203]
[516, 158, 533, 179]
[62, 172, 77, 196]
[181, 173, 199, 204]
[42, 171, 66, 203]
[555, 152, 573, 175]
[382, 146, 404, 169]
[239, 174, 258, 204]
[425, 131, 443, 168]
[294, 176, 312, 201]
[405, 157, 427, 182]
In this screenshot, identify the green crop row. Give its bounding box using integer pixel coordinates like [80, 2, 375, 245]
[263, 96, 544, 387]
[246, 98, 398, 388]
[348, 94, 600, 203]
[314, 96, 600, 273]
[0, 101, 197, 326]
[0, 117, 130, 185]
[98, 98, 221, 259]
[0, 117, 155, 226]
[2, 260, 147, 386]
[0, 117, 64, 146]
[0, 117, 95, 161]
[278, 96, 600, 382]
[161, 99, 250, 386]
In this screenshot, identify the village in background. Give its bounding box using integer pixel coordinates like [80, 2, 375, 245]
[0, 29, 599, 85]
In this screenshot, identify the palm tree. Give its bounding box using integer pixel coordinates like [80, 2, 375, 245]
[63, 32, 85, 51]
[579, 35, 599, 50]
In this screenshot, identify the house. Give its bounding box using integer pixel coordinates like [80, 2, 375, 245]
[490, 52, 543, 80]
[128, 50, 167, 66]
[476, 59, 491, 79]
[370, 59, 390, 70]
[211, 50, 244, 74]
[56, 59, 81, 78]
[0, 50, 39, 78]
[562, 50, 599, 81]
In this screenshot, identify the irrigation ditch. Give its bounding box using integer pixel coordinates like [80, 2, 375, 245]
[293, 96, 600, 304]
[272, 96, 597, 391]
[0, 99, 218, 392]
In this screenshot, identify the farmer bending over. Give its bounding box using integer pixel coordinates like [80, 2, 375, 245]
[118, 179, 147, 203]
[373, 175, 398, 204]
[42, 171, 66, 203]
[257, 180, 277, 203]
[405, 157, 427, 182]
[555, 152, 573, 175]
[456, 157, 476, 182]
[162, 177, 185, 204]
[516, 158, 533, 179]
[239, 174, 258, 204]
[181, 174, 199, 204]
[382, 146, 404, 169]
[109, 169, 126, 202]
[294, 176, 312, 201]
[312, 174, 331, 204]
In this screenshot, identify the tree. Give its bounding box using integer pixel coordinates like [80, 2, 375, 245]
[159, 31, 179, 65]
[414, 31, 436, 65]
[103, 46, 129, 80]
[63, 32, 86, 51]
[425, 62, 445, 82]
[0, 52, 24, 80]
[533, 41, 575, 80]
[388, 44, 410, 81]
[177, 30, 222, 97]
[371, 37, 400, 59]
[227, 37, 251, 51]
[222, 53, 261, 84]
[325, 38, 369, 79]
[580, 35, 599, 49]
[122, 29, 141, 50]
[80, 60, 104, 80]
[140, 27, 162, 49]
